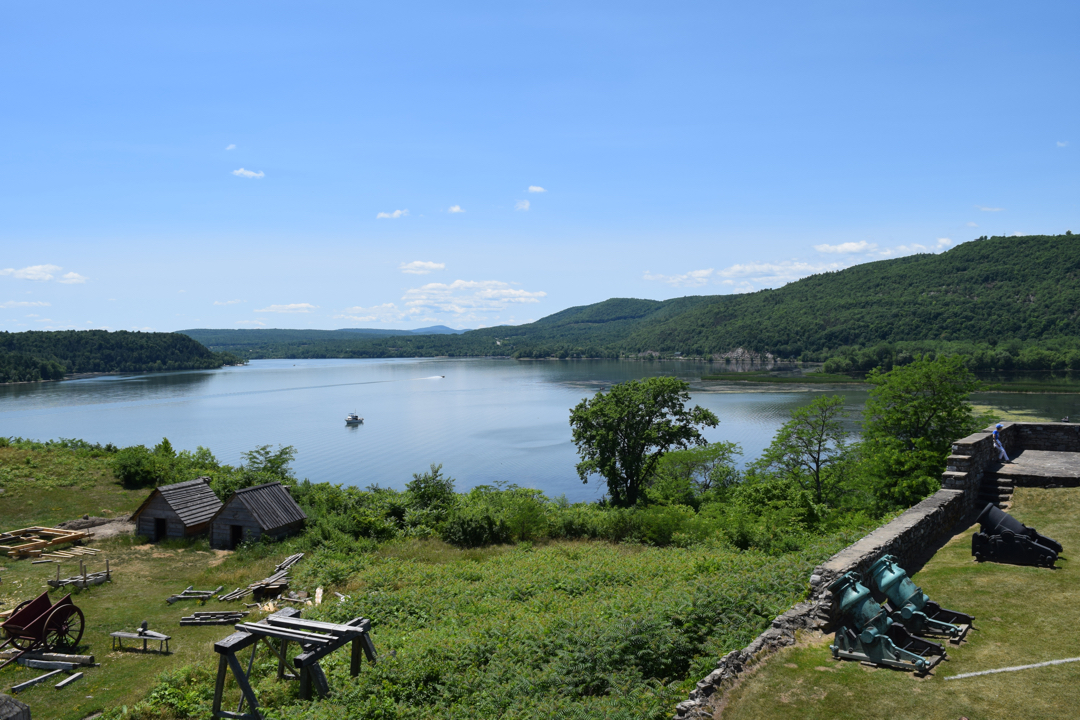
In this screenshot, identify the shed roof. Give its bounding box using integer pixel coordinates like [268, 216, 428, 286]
[219, 482, 306, 531]
[130, 477, 223, 527]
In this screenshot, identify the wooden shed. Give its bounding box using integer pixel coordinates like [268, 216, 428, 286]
[209, 482, 307, 549]
[129, 477, 223, 541]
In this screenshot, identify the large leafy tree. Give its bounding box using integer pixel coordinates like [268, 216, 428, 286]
[569, 377, 719, 507]
[757, 394, 850, 505]
[861, 354, 982, 509]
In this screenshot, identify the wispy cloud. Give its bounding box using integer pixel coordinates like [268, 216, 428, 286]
[214, 299, 244, 306]
[448, 205, 465, 213]
[335, 303, 402, 323]
[400, 261, 445, 275]
[515, 200, 530, 211]
[528, 186, 546, 193]
[232, 168, 264, 179]
[403, 280, 546, 316]
[976, 205, 1003, 212]
[717, 260, 848, 286]
[814, 241, 878, 254]
[967, 222, 979, 227]
[1058, 141, 1069, 147]
[254, 303, 318, 313]
[376, 209, 408, 219]
[0, 264, 87, 283]
[236, 320, 266, 326]
[0, 264, 62, 281]
[1, 300, 50, 309]
[643, 269, 715, 287]
[225, 144, 237, 150]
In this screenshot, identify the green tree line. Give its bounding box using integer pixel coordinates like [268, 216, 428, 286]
[0, 330, 244, 382]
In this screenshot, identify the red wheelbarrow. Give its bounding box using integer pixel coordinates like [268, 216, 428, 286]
[0, 591, 84, 670]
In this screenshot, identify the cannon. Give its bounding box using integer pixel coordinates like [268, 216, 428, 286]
[828, 572, 945, 673]
[867, 555, 973, 642]
[972, 503, 1062, 567]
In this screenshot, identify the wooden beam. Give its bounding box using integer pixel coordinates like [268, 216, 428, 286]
[11, 669, 65, 693]
[54, 672, 83, 689]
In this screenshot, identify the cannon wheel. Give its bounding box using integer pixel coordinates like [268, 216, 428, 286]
[43, 605, 84, 651]
[4, 600, 36, 650]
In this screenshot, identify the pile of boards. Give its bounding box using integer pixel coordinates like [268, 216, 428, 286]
[219, 553, 305, 603]
[0, 651, 97, 695]
[0, 527, 91, 558]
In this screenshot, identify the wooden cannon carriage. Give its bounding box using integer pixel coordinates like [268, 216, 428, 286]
[0, 591, 85, 670]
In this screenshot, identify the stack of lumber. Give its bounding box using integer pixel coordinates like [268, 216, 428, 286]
[41, 547, 100, 561]
[217, 554, 304, 603]
[0, 527, 91, 558]
[180, 610, 249, 626]
[167, 586, 223, 604]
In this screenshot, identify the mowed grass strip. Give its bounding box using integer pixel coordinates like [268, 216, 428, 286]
[721, 487, 1080, 720]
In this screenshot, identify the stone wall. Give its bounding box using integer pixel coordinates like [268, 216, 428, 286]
[674, 421, 1078, 719]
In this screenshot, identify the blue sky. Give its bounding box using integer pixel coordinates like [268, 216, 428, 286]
[2, 2, 1078, 331]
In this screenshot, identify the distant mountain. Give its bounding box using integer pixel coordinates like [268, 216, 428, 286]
[408, 325, 464, 335]
[179, 235, 1080, 372]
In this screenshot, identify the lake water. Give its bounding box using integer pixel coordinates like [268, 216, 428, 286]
[1, 359, 1076, 502]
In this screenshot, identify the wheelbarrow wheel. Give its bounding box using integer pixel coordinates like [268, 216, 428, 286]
[43, 605, 84, 651]
[4, 601, 35, 650]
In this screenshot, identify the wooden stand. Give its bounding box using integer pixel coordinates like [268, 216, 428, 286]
[210, 608, 376, 719]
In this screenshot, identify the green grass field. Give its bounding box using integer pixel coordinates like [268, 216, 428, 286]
[720, 486, 1080, 720]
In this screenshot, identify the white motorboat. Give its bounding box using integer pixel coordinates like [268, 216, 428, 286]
[346, 413, 364, 425]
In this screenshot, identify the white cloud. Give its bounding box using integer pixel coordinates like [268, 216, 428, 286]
[403, 280, 546, 315]
[400, 260, 445, 275]
[1058, 141, 1069, 147]
[254, 303, 318, 313]
[335, 303, 403, 323]
[976, 205, 1003, 212]
[877, 237, 953, 257]
[214, 299, 244, 306]
[967, 222, 979, 227]
[814, 241, 878, 254]
[643, 269, 715, 287]
[515, 200, 530, 211]
[236, 320, 266, 326]
[232, 168, 264, 179]
[528, 186, 546, 193]
[716, 260, 848, 286]
[59, 272, 87, 284]
[376, 209, 408, 219]
[1, 300, 50, 308]
[226, 144, 236, 150]
[448, 205, 465, 213]
[0, 264, 62, 281]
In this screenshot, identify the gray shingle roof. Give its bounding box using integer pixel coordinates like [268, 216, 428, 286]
[231, 482, 306, 531]
[157, 478, 223, 526]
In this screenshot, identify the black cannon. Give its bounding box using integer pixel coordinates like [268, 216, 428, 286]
[972, 503, 1062, 567]
[828, 573, 946, 673]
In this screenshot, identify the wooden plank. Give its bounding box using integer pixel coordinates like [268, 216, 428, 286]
[11, 669, 65, 693]
[21, 659, 77, 671]
[224, 651, 261, 719]
[265, 616, 364, 637]
[0, 650, 94, 665]
[234, 624, 333, 645]
[54, 672, 83, 689]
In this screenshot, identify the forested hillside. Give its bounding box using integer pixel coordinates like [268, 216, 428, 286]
[0, 330, 243, 383]
[182, 234, 1080, 371]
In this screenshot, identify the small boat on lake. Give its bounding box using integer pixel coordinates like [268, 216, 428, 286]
[345, 413, 364, 425]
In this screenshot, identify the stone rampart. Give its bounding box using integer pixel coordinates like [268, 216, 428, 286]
[674, 421, 1078, 719]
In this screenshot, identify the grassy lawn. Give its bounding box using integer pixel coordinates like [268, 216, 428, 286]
[0, 444, 141, 528]
[721, 486, 1080, 720]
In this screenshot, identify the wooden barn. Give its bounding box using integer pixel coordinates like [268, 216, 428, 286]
[129, 477, 223, 541]
[209, 482, 307, 549]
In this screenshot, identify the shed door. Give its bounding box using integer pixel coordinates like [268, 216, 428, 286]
[154, 517, 167, 542]
[230, 524, 243, 549]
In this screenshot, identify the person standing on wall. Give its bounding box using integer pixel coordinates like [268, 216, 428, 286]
[993, 423, 1011, 463]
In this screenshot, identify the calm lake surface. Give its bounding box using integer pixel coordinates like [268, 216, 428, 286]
[1, 359, 1076, 502]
